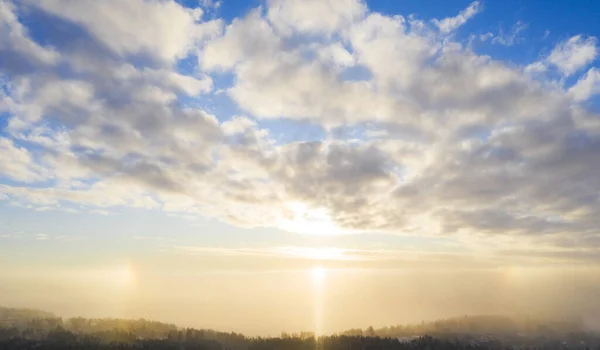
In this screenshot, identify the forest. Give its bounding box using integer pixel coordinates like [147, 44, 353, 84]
[1, 307, 599, 350]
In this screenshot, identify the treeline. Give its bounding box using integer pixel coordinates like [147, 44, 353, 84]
[1, 321, 599, 350]
[0, 329, 502, 350]
[0, 307, 55, 324]
[0, 318, 246, 349]
[339, 315, 584, 338]
[1, 308, 599, 350]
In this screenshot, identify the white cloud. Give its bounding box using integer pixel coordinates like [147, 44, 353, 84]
[35, 233, 48, 240]
[548, 35, 597, 76]
[432, 1, 481, 34]
[227, 51, 411, 124]
[314, 42, 356, 68]
[529, 35, 598, 77]
[568, 68, 600, 101]
[349, 13, 439, 89]
[29, 0, 221, 64]
[222, 116, 257, 135]
[134, 235, 166, 241]
[267, 0, 366, 36]
[201, 9, 279, 70]
[0, 233, 18, 239]
[0, 138, 46, 182]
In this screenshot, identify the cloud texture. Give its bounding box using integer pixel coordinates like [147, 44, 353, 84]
[1, 0, 600, 255]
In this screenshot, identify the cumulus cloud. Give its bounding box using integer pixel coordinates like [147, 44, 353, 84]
[1, 0, 600, 257]
[201, 9, 280, 70]
[267, 0, 366, 36]
[28, 0, 222, 64]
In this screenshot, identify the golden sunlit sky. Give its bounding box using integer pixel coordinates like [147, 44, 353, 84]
[2, 0, 600, 336]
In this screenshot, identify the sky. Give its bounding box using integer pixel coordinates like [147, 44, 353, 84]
[2, 0, 600, 336]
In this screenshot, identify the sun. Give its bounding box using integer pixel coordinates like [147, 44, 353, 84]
[311, 265, 327, 283]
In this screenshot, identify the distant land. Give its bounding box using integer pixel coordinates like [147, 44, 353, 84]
[1, 306, 599, 349]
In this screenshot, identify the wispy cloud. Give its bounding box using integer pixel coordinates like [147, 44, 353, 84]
[174, 244, 600, 266]
[176, 245, 408, 261]
[491, 21, 528, 46]
[134, 235, 166, 241]
[527, 35, 597, 76]
[35, 233, 49, 241]
[433, 1, 482, 33]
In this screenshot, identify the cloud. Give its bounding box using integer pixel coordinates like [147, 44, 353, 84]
[133, 235, 166, 241]
[0, 1, 59, 75]
[267, 0, 366, 36]
[26, 0, 222, 64]
[0, 138, 47, 182]
[201, 9, 279, 70]
[175, 245, 482, 264]
[528, 35, 598, 77]
[1, 0, 600, 255]
[176, 244, 600, 266]
[200, 0, 221, 10]
[177, 246, 365, 261]
[0, 233, 20, 239]
[432, 1, 481, 34]
[568, 68, 600, 101]
[548, 35, 597, 76]
[35, 233, 48, 240]
[490, 21, 528, 46]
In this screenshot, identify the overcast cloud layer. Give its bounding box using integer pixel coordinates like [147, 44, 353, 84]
[1, 0, 600, 256]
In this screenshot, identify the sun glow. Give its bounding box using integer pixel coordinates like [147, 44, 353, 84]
[279, 201, 352, 236]
[311, 265, 327, 282]
[108, 263, 137, 288]
[311, 265, 327, 336]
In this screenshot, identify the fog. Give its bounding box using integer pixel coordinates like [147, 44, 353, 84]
[2, 264, 600, 336]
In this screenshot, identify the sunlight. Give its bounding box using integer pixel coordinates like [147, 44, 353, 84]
[311, 265, 327, 283]
[311, 265, 327, 336]
[279, 201, 351, 236]
[108, 263, 137, 289]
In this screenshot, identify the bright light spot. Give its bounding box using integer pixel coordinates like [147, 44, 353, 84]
[110, 263, 136, 288]
[500, 266, 525, 281]
[312, 265, 327, 283]
[279, 201, 355, 236]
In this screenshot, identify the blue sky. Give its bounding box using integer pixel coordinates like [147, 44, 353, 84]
[2, 0, 600, 275]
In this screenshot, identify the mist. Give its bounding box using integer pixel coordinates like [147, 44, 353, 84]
[2, 265, 599, 336]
